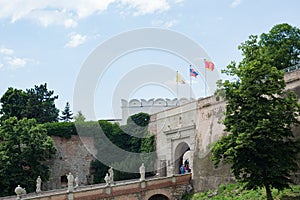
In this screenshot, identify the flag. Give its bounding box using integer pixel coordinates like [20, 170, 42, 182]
[205, 60, 215, 71]
[176, 72, 186, 84]
[190, 67, 199, 78]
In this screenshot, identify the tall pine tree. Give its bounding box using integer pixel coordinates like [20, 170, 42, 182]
[60, 102, 73, 122]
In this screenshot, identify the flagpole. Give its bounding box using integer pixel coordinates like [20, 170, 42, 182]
[204, 59, 207, 97]
[176, 71, 179, 105]
[189, 65, 192, 101]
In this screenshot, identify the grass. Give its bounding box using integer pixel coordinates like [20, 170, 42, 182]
[182, 184, 300, 200]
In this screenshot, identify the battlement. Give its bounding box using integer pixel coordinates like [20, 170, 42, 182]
[120, 98, 193, 125]
[121, 98, 192, 108]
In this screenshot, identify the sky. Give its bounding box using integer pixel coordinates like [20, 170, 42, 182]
[0, 0, 300, 120]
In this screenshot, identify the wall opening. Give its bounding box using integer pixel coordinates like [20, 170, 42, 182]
[174, 142, 190, 174]
[148, 194, 169, 200]
[60, 175, 67, 187]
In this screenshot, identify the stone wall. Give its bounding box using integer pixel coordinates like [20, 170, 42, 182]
[192, 96, 234, 192]
[44, 135, 97, 190]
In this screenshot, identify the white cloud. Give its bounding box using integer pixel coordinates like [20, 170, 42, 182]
[64, 19, 78, 28]
[0, 46, 36, 69]
[65, 33, 87, 48]
[0, 47, 14, 55]
[230, 0, 241, 8]
[121, 0, 170, 16]
[164, 20, 177, 28]
[7, 57, 27, 68]
[174, 0, 184, 4]
[0, 0, 171, 27]
[152, 19, 177, 28]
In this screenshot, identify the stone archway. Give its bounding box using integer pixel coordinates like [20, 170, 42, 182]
[148, 194, 169, 200]
[174, 142, 190, 174]
[144, 189, 172, 200]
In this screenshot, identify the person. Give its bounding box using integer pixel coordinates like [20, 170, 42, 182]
[67, 172, 74, 192]
[139, 163, 145, 181]
[185, 164, 190, 173]
[108, 167, 114, 184]
[184, 159, 189, 167]
[180, 164, 185, 174]
[36, 176, 42, 193]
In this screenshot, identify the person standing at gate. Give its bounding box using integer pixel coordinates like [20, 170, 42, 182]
[180, 164, 185, 174]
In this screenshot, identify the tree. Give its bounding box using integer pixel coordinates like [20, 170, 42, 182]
[0, 83, 59, 124]
[74, 111, 86, 122]
[0, 117, 56, 197]
[0, 88, 28, 123]
[60, 102, 73, 122]
[127, 112, 150, 127]
[90, 113, 152, 183]
[25, 83, 59, 123]
[239, 23, 300, 70]
[211, 24, 300, 200]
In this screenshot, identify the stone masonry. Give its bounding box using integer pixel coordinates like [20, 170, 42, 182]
[44, 135, 97, 190]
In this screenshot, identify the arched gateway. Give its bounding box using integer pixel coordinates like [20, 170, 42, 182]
[174, 142, 190, 174]
[152, 101, 197, 177]
[148, 194, 169, 200]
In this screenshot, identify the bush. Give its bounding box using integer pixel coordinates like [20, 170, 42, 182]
[44, 122, 77, 138]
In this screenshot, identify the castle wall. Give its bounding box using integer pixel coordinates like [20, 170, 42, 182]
[149, 69, 300, 192]
[44, 135, 97, 190]
[41, 69, 300, 192]
[193, 96, 234, 191]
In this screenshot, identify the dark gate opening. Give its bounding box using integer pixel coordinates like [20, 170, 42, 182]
[148, 194, 169, 200]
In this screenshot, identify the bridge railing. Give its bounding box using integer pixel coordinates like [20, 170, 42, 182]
[0, 173, 192, 200]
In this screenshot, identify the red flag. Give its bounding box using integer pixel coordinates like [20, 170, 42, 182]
[205, 60, 215, 71]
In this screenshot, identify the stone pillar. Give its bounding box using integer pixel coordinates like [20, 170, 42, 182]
[167, 165, 174, 177]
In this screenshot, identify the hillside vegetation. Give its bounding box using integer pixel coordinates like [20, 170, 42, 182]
[183, 184, 300, 200]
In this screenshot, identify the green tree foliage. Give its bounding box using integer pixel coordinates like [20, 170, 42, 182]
[25, 83, 59, 123]
[0, 83, 59, 124]
[0, 88, 28, 123]
[239, 23, 300, 70]
[211, 24, 300, 200]
[74, 111, 86, 122]
[0, 117, 56, 197]
[141, 132, 156, 176]
[60, 102, 73, 122]
[127, 112, 150, 127]
[90, 113, 155, 183]
[43, 122, 77, 138]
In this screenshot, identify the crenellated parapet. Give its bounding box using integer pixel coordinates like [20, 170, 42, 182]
[120, 98, 193, 125]
[121, 97, 191, 108]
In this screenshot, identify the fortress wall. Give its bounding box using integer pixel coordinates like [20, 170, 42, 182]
[192, 96, 234, 191]
[149, 69, 300, 192]
[44, 135, 97, 190]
